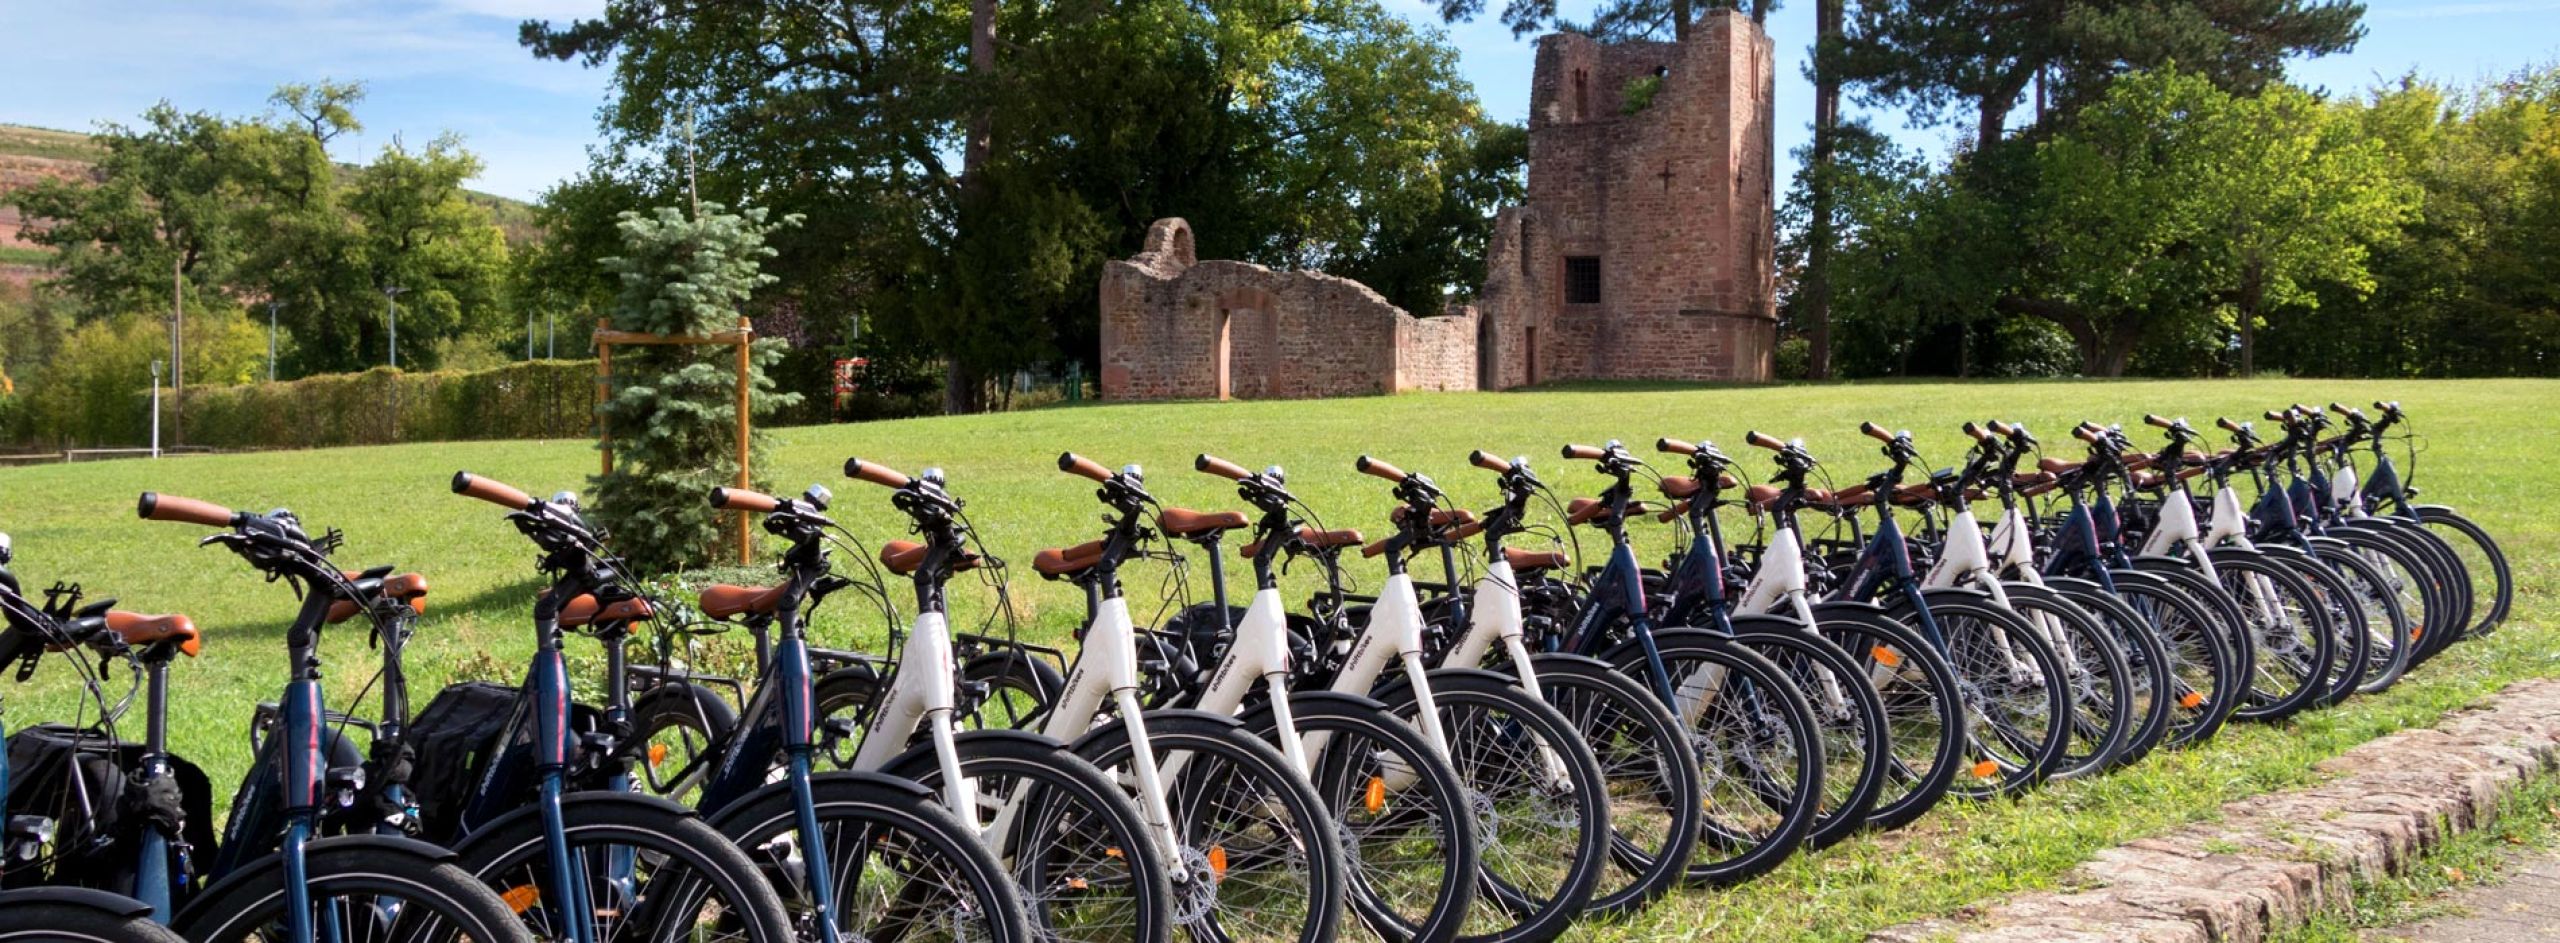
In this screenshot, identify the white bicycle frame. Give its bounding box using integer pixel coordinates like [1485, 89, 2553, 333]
[852, 598, 1188, 869]
[1924, 503, 2050, 682]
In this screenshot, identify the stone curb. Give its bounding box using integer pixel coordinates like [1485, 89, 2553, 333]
[1869, 677, 2560, 943]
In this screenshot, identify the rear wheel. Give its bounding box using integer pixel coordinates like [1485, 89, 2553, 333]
[1923, 598, 2071, 799]
[2418, 507, 2510, 639]
[1273, 697, 1478, 943]
[2046, 579, 2176, 767]
[2108, 571, 2238, 749]
[455, 798, 799, 943]
[2002, 586, 2133, 780]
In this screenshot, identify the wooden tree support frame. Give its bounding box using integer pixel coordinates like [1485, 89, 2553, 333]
[595, 316, 757, 564]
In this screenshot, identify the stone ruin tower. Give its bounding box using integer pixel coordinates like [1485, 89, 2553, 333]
[1475, 10, 1778, 388]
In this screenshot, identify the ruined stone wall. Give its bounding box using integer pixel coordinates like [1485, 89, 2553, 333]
[1479, 10, 1777, 388]
[1098, 219, 1475, 400]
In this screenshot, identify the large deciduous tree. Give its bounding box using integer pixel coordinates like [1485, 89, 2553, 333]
[520, 0, 1484, 414]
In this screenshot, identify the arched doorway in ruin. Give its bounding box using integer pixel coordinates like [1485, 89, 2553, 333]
[1212, 287, 1280, 400]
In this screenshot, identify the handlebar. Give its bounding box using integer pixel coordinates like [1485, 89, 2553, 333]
[451, 472, 535, 510]
[1986, 420, 2017, 437]
[2218, 417, 2245, 434]
[1354, 455, 1407, 483]
[136, 492, 242, 528]
[1960, 422, 1993, 444]
[1058, 452, 1113, 483]
[1561, 443, 1606, 461]
[845, 458, 914, 489]
[1859, 421, 1892, 443]
[2072, 424, 2102, 444]
[1468, 449, 1509, 472]
[1196, 454, 1251, 481]
[1656, 437, 1697, 455]
[1744, 431, 1783, 451]
[2143, 414, 2175, 429]
[709, 487, 781, 513]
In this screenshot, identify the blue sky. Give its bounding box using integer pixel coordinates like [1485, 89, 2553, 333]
[4, 0, 2556, 202]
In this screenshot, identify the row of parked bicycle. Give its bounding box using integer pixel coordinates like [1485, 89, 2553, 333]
[0, 400, 2512, 943]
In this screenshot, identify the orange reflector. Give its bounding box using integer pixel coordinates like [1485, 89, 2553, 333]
[1068, 878, 1089, 891]
[501, 885, 540, 913]
[1872, 646, 1902, 668]
[1207, 846, 1229, 880]
[648, 743, 669, 767]
[1366, 776, 1386, 813]
[1105, 847, 1124, 859]
[2179, 692, 2205, 709]
[1970, 760, 2000, 779]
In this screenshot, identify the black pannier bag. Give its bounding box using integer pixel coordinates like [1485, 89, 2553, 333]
[402, 680, 521, 840]
[4, 723, 215, 893]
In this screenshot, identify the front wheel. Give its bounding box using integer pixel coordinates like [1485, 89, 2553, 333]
[1073, 710, 1347, 943]
[1525, 655, 1701, 918]
[1374, 671, 1609, 943]
[713, 773, 1036, 943]
[175, 837, 530, 943]
[454, 794, 799, 943]
[2209, 550, 2338, 722]
[1605, 631, 1825, 885]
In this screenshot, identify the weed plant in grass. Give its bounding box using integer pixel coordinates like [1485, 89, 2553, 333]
[0, 377, 2549, 941]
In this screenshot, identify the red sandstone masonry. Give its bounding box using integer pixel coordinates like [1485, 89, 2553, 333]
[1098, 13, 1775, 400]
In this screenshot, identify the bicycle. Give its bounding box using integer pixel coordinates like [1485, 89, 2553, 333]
[856, 454, 1348, 943]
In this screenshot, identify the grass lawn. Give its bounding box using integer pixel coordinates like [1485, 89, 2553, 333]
[2, 377, 2551, 941]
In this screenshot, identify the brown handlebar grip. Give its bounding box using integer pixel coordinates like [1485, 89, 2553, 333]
[1561, 444, 1605, 461]
[2327, 402, 2350, 416]
[1744, 431, 1783, 451]
[451, 472, 534, 510]
[710, 487, 781, 513]
[2073, 425, 2103, 444]
[1469, 450, 1509, 472]
[1445, 519, 1487, 542]
[2263, 409, 2290, 422]
[136, 493, 240, 527]
[1656, 437, 1697, 455]
[1058, 452, 1113, 482]
[1354, 455, 1407, 483]
[1986, 420, 2017, 436]
[1195, 454, 1251, 481]
[1361, 536, 1392, 558]
[843, 458, 914, 489]
[2376, 400, 2399, 414]
[1961, 422, 1993, 443]
[2143, 414, 2173, 429]
[1859, 421, 1891, 442]
[2217, 416, 2245, 434]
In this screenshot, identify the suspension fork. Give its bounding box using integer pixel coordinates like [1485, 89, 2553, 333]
[529, 643, 596, 943]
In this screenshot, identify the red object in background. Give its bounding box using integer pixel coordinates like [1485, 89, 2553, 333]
[833, 358, 868, 396]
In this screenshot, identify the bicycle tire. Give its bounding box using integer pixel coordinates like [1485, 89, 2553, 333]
[1724, 618, 1887, 849]
[2000, 583, 2134, 780]
[2308, 539, 2413, 694]
[1370, 670, 1606, 943]
[176, 837, 531, 943]
[2261, 546, 2368, 708]
[711, 771, 1036, 943]
[1602, 629, 1825, 884]
[453, 793, 801, 943]
[2207, 549, 2338, 722]
[1251, 692, 1477, 943]
[1910, 595, 2072, 799]
[2044, 577, 2176, 767]
[0, 896, 188, 943]
[1804, 606, 1965, 831]
[1523, 654, 1700, 918]
[2417, 507, 2511, 639]
[1071, 710, 1348, 943]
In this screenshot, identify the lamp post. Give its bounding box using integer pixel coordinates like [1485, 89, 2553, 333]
[149, 359, 163, 458]
[382, 286, 405, 369]
[266, 301, 280, 382]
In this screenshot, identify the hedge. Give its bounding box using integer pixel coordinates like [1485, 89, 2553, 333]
[156, 361, 595, 450]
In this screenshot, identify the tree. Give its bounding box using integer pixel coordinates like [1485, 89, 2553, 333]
[1434, 0, 1771, 41]
[1840, 0, 2365, 156]
[588, 203, 803, 574]
[1330, 122, 1528, 316]
[521, 0, 1482, 413]
[2013, 69, 2410, 375]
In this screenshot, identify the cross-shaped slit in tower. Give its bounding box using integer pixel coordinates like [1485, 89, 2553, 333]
[1658, 161, 1676, 190]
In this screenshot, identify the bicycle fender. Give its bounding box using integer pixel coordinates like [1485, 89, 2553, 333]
[1726, 613, 1810, 634]
[879, 728, 1073, 782]
[0, 886, 155, 918]
[184, 833, 461, 924]
[451, 788, 702, 854]
[1235, 690, 1394, 739]
[701, 770, 939, 833]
